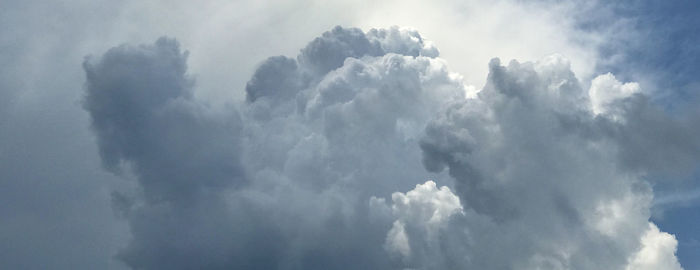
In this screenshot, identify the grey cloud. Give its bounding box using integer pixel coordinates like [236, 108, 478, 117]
[295, 26, 438, 78]
[83, 26, 694, 270]
[298, 26, 384, 76]
[0, 2, 137, 269]
[84, 37, 244, 203]
[83, 38, 262, 269]
[602, 95, 700, 174]
[414, 55, 693, 269]
[84, 26, 461, 269]
[245, 56, 301, 103]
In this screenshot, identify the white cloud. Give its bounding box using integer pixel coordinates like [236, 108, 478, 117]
[372, 181, 467, 268]
[389, 181, 462, 228]
[626, 223, 683, 270]
[386, 220, 412, 259]
[374, 181, 463, 261]
[589, 73, 640, 115]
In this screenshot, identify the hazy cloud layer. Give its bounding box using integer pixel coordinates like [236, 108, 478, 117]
[83, 26, 698, 269]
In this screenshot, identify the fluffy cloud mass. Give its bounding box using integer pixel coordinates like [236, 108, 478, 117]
[83, 26, 697, 269]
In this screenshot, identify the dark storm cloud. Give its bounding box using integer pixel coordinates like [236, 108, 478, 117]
[84, 38, 244, 203]
[245, 56, 301, 103]
[83, 38, 263, 269]
[83, 26, 696, 269]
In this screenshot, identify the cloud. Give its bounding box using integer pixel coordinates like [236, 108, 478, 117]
[371, 181, 463, 267]
[84, 26, 463, 269]
[4, 0, 700, 269]
[654, 188, 700, 208]
[83, 26, 694, 269]
[589, 72, 640, 115]
[625, 223, 683, 270]
[412, 52, 693, 269]
[83, 37, 245, 203]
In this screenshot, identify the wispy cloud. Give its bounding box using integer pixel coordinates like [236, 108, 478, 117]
[654, 188, 700, 208]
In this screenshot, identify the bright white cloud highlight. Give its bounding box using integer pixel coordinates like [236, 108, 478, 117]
[589, 73, 641, 115]
[626, 223, 683, 270]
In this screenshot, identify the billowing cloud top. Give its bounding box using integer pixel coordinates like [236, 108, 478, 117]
[83, 26, 697, 269]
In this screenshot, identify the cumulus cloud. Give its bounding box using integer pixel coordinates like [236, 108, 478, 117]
[371, 181, 463, 267]
[589, 72, 640, 115]
[84, 26, 462, 269]
[625, 223, 683, 270]
[83, 37, 244, 202]
[83, 26, 696, 269]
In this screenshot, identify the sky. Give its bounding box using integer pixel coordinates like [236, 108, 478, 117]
[1, 0, 699, 269]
